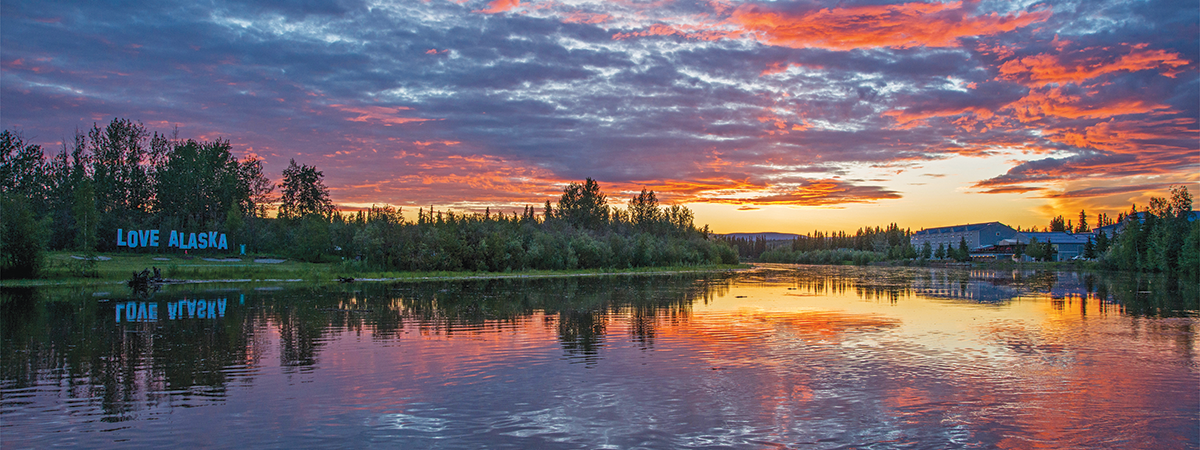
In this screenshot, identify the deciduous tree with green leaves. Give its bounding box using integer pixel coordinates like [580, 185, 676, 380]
[555, 178, 608, 231]
[278, 159, 334, 220]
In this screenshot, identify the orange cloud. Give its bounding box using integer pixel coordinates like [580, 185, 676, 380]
[883, 106, 996, 130]
[728, 1, 1050, 50]
[691, 179, 902, 206]
[977, 186, 1044, 194]
[330, 104, 437, 126]
[1006, 87, 1170, 122]
[475, 0, 520, 14]
[998, 46, 1188, 86]
[563, 12, 611, 24]
[1046, 119, 1180, 153]
[413, 140, 461, 147]
[335, 152, 569, 210]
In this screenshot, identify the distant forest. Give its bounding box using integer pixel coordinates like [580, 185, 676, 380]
[2, 118, 1196, 280]
[724, 185, 1199, 279]
[0, 119, 736, 278]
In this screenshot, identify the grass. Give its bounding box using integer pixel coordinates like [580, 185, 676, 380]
[1, 251, 749, 287]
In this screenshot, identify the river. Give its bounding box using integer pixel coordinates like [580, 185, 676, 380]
[2, 266, 1196, 449]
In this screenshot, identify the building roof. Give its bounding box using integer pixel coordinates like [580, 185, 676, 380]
[1015, 232, 1092, 245]
[912, 222, 1011, 236]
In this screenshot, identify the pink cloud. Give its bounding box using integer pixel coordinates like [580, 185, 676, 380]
[330, 104, 437, 126]
[475, 0, 520, 14]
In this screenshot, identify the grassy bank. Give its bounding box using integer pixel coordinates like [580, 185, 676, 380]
[1, 251, 749, 287]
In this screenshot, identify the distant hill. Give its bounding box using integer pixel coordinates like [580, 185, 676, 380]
[719, 232, 803, 240]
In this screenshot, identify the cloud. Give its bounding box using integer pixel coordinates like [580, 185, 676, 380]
[475, 0, 520, 14]
[977, 186, 1044, 195]
[1039, 183, 1178, 199]
[970, 148, 1196, 192]
[727, 1, 1051, 51]
[692, 179, 902, 206]
[997, 45, 1188, 86]
[0, 0, 1194, 218]
[330, 105, 437, 126]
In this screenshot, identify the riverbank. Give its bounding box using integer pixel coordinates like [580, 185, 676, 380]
[0, 251, 750, 288]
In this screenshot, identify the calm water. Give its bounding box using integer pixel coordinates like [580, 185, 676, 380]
[2, 266, 1197, 449]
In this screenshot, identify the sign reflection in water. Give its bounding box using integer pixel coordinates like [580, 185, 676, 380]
[113, 297, 233, 322]
[0, 267, 1196, 449]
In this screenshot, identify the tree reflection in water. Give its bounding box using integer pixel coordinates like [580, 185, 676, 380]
[0, 267, 1193, 425]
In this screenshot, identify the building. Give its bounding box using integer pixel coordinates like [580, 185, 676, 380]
[910, 222, 1018, 251]
[1012, 232, 1093, 262]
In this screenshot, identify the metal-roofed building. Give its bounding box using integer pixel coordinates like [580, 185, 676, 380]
[910, 222, 1018, 251]
[1013, 232, 1093, 262]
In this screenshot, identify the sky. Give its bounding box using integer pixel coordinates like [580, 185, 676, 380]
[2, 0, 1197, 234]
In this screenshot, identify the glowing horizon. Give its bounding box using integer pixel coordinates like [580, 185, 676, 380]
[2, 0, 1196, 234]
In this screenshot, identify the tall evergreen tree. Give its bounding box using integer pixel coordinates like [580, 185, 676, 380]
[1049, 215, 1068, 232]
[1076, 210, 1090, 233]
[956, 237, 971, 262]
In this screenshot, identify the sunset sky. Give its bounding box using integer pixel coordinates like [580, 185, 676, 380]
[2, 0, 1197, 233]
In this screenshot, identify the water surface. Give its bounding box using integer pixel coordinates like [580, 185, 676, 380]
[2, 266, 1197, 448]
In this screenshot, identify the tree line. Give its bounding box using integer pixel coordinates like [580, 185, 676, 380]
[725, 223, 919, 265]
[1015, 187, 1197, 276]
[1094, 186, 1198, 278]
[0, 119, 736, 278]
[322, 180, 736, 272]
[723, 186, 1198, 275]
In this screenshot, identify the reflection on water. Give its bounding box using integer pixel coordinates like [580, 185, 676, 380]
[1, 267, 1196, 449]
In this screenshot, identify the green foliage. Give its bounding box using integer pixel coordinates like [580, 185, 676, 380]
[628, 188, 661, 230]
[1094, 230, 1110, 254]
[1, 194, 49, 279]
[89, 119, 155, 248]
[289, 215, 333, 262]
[955, 237, 971, 262]
[1101, 186, 1193, 274]
[278, 159, 334, 220]
[721, 222, 912, 262]
[3, 119, 735, 275]
[3, 119, 274, 257]
[1024, 237, 1056, 262]
[758, 247, 883, 266]
[1180, 221, 1200, 281]
[71, 178, 98, 252]
[0, 131, 47, 209]
[155, 138, 254, 229]
[316, 184, 731, 272]
[555, 178, 608, 231]
[1049, 215, 1068, 232]
[1076, 210, 1090, 233]
[1026, 237, 1043, 261]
